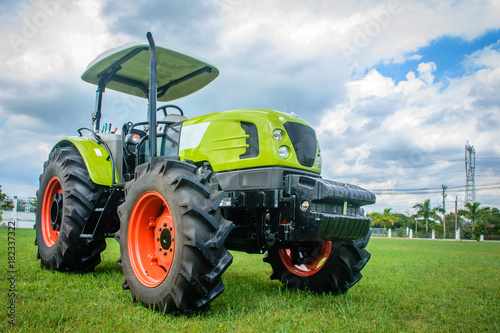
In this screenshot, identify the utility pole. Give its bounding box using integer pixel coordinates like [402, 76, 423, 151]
[442, 185, 447, 239]
[455, 196, 458, 240]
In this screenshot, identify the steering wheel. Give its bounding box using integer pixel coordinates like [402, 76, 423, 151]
[157, 104, 184, 118]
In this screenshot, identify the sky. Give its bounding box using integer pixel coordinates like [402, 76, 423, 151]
[0, 0, 499, 215]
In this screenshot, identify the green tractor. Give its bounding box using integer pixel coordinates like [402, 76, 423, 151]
[35, 33, 375, 314]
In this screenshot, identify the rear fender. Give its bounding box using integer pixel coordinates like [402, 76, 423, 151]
[53, 137, 119, 186]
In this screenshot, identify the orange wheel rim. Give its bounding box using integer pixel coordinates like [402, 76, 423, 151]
[42, 176, 62, 247]
[128, 191, 175, 288]
[279, 241, 332, 277]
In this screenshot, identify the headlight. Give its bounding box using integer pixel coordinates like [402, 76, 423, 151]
[278, 146, 289, 159]
[316, 155, 322, 168]
[273, 129, 284, 141]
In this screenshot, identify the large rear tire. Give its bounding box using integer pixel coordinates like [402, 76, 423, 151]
[117, 158, 233, 314]
[35, 146, 106, 272]
[263, 231, 371, 294]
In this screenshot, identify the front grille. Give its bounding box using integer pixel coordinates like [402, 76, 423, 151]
[283, 122, 317, 167]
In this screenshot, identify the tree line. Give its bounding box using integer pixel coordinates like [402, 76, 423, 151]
[368, 199, 500, 241]
[1, 184, 498, 241]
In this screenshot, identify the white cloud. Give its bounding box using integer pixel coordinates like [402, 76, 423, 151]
[215, 0, 500, 71]
[417, 62, 437, 85]
[0, 0, 498, 213]
[395, 71, 426, 94]
[0, 0, 126, 198]
[4, 113, 41, 130]
[0, 0, 127, 80]
[316, 52, 500, 210]
[317, 104, 371, 138]
[347, 69, 396, 99]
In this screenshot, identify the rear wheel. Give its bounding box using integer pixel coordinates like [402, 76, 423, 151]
[264, 232, 371, 294]
[117, 158, 233, 314]
[35, 146, 106, 272]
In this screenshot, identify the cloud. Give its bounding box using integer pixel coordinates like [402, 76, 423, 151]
[417, 62, 437, 84]
[1, 0, 123, 75]
[315, 44, 500, 211]
[0, 0, 498, 214]
[0, 0, 125, 197]
[347, 69, 396, 99]
[101, 0, 224, 55]
[0, 0, 127, 128]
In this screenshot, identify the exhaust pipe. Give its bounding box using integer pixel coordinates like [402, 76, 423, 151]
[147, 31, 157, 159]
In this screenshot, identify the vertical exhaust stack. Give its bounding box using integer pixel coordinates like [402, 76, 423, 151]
[147, 32, 157, 158]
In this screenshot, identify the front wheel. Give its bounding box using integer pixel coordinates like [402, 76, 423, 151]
[263, 232, 371, 294]
[117, 158, 233, 314]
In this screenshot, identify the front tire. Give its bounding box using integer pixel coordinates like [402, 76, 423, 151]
[264, 231, 371, 294]
[35, 146, 106, 272]
[117, 158, 233, 314]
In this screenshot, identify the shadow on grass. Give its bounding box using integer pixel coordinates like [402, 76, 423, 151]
[94, 259, 123, 274]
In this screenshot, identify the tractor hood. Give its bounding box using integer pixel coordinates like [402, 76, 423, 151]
[81, 42, 219, 102]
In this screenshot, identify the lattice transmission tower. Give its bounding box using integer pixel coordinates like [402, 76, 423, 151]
[465, 141, 475, 205]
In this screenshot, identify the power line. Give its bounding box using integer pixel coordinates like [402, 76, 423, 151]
[387, 175, 465, 187]
[369, 182, 500, 191]
[369, 183, 500, 195]
[335, 160, 463, 178]
[360, 169, 498, 188]
[336, 157, 498, 179]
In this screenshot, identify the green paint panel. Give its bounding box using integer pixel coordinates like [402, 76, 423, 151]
[179, 109, 322, 174]
[54, 137, 119, 186]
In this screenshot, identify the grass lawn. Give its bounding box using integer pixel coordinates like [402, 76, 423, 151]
[1, 228, 499, 332]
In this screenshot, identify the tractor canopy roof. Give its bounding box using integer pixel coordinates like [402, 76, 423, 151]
[81, 42, 219, 102]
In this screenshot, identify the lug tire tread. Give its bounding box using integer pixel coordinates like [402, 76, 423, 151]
[35, 146, 106, 273]
[117, 158, 233, 314]
[264, 231, 371, 294]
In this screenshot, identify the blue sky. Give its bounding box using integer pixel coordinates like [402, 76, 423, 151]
[376, 29, 500, 84]
[0, 0, 499, 214]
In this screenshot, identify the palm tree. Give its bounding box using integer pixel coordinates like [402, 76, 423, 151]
[412, 199, 442, 236]
[458, 202, 491, 227]
[368, 208, 397, 230]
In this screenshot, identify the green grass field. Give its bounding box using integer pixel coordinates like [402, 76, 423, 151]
[1, 228, 499, 332]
